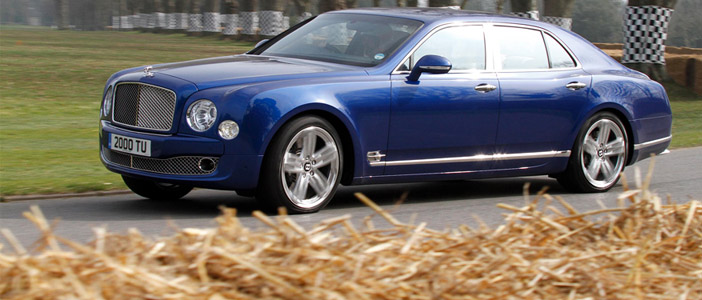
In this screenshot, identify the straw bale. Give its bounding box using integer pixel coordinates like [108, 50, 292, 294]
[1, 167, 701, 299]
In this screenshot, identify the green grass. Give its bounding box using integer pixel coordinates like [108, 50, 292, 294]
[0, 26, 254, 196]
[0, 26, 700, 197]
[665, 82, 702, 148]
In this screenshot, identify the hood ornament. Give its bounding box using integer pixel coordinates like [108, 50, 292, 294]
[143, 65, 154, 77]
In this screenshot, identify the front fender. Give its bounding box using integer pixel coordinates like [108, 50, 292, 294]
[236, 77, 393, 179]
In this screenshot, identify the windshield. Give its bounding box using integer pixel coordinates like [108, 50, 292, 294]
[259, 14, 423, 67]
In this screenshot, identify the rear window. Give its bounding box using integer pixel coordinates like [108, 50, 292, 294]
[544, 33, 576, 68]
[493, 26, 549, 70]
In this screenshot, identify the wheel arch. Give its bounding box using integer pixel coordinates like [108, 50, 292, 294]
[575, 105, 637, 166]
[261, 105, 359, 186]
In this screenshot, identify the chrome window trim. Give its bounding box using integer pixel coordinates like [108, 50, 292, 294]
[111, 82, 177, 132]
[391, 22, 492, 75]
[391, 22, 583, 75]
[486, 23, 582, 73]
[633, 135, 672, 150]
[369, 150, 571, 167]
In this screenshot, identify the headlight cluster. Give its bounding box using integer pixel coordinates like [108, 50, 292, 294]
[185, 99, 240, 140]
[218, 120, 239, 140]
[187, 99, 217, 132]
[102, 86, 113, 117]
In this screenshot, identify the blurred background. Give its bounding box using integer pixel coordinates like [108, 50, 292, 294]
[0, 0, 699, 47]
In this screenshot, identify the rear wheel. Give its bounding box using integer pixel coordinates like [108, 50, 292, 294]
[122, 176, 193, 200]
[257, 116, 342, 213]
[558, 112, 628, 192]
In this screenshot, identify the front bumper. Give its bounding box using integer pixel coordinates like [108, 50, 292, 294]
[100, 121, 262, 190]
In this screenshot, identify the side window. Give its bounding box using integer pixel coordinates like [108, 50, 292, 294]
[401, 26, 485, 72]
[493, 26, 549, 70]
[544, 34, 576, 68]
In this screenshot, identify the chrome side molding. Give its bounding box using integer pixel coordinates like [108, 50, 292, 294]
[367, 151, 386, 164]
[369, 150, 571, 167]
[633, 135, 672, 151]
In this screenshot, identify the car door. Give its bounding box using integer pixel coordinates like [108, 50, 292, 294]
[385, 25, 500, 175]
[489, 25, 592, 170]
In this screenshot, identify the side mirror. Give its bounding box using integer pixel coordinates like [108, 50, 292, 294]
[407, 55, 452, 82]
[254, 39, 270, 49]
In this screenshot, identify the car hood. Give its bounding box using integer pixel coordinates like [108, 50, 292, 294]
[150, 55, 364, 90]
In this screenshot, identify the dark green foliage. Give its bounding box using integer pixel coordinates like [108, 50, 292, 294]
[509, 0, 536, 12]
[429, 0, 459, 7]
[543, 0, 575, 18]
[667, 0, 702, 48]
[627, 0, 677, 8]
[571, 0, 625, 43]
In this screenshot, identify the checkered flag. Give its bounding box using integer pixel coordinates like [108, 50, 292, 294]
[222, 14, 239, 36]
[188, 13, 203, 32]
[259, 11, 284, 36]
[542, 16, 572, 31]
[622, 5, 673, 64]
[240, 11, 259, 35]
[203, 12, 221, 32]
[145, 13, 155, 29]
[510, 10, 539, 20]
[155, 12, 167, 29]
[174, 13, 189, 30]
[120, 16, 133, 29]
[165, 13, 175, 30]
[135, 14, 145, 28]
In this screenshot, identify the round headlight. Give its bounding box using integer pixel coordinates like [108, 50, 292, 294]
[187, 99, 217, 132]
[218, 120, 239, 140]
[102, 86, 113, 117]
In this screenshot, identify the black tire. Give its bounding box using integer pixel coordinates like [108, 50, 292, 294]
[122, 175, 193, 201]
[558, 112, 628, 192]
[235, 189, 256, 197]
[257, 116, 343, 213]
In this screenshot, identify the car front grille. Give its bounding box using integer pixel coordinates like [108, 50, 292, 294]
[102, 147, 218, 176]
[112, 83, 176, 131]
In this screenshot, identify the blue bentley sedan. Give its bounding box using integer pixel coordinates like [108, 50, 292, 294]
[100, 8, 672, 213]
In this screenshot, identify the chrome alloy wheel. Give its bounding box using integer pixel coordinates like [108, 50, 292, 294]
[579, 119, 626, 189]
[280, 126, 340, 208]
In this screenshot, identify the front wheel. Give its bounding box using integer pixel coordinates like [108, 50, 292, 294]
[558, 112, 628, 192]
[257, 116, 343, 213]
[122, 176, 193, 200]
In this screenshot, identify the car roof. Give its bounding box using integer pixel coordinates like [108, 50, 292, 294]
[325, 7, 629, 75]
[329, 7, 530, 24]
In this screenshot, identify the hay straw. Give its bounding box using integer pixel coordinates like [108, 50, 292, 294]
[1, 163, 700, 299]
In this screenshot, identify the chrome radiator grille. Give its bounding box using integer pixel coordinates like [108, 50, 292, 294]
[102, 147, 218, 176]
[112, 83, 176, 131]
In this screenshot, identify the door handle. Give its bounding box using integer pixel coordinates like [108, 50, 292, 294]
[475, 83, 497, 93]
[566, 82, 587, 90]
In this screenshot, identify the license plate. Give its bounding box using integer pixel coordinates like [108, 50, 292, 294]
[109, 134, 151, 157]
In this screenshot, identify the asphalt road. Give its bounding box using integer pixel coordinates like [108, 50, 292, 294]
[2, 147, 700, 249]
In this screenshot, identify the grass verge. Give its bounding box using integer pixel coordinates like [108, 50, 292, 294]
[0, 26, 700, 196]
[664, 82, 702, 148]
[0, 26, 253, 196]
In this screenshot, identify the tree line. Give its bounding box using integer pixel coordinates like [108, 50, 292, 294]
[1, 0, 697, 81]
